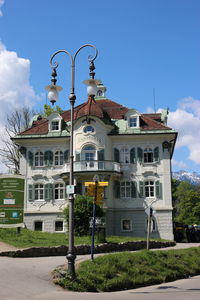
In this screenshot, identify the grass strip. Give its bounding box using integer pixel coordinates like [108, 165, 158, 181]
[56, 247, 200, 292]
[0, 228, 154, 248]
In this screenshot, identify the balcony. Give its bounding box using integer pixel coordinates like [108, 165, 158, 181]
[64, 160, 121, 174]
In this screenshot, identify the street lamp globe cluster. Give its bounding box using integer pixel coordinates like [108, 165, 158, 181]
[45, 44, 99, 278]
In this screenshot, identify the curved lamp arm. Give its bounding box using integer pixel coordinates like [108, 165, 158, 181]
[49, 44, 98, 103]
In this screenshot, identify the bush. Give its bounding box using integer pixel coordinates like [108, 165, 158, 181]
[63, 195, 104, 236]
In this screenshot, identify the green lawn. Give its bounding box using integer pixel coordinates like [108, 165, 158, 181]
[0, 228, 150, 248]
[56, 247, 200, 292]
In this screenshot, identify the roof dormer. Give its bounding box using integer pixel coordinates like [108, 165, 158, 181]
[125, 109, 141, 128]
[47, 112, 62, 132]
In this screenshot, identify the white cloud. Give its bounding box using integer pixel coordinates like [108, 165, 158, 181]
[0, 42, 37, 122]
[0, 41, 40, 172]
[168, 97, 200, 166]
[0, 0, 4, 16]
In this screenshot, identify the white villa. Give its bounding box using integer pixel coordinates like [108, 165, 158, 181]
[13, 83, 177, 240]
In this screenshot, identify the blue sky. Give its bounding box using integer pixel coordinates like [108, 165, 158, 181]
[0, 0, 200, 173]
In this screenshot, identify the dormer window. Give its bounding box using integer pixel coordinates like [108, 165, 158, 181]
[125, 109, 140, 129]
[51, 121, 59, 131]
[47, 112, 62, 133]
[129, 117, 137, 128]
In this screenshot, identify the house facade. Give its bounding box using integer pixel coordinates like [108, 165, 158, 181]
[13, 84, 177, 240]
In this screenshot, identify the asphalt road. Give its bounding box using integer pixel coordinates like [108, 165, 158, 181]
[0, 243, 200, 300]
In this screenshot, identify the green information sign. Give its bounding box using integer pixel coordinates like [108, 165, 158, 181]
[0, 175, 25, 228]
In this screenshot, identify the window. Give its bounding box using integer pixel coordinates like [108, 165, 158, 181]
[51, 121, 59, 131]
[35, 184, 44, 200]
[35, 151, 44, 166]
[145, 181, 154, 197]
[129, 117, 137, 127]
[120, 147, 129, 163]
[121, 219, 132, 232]
[144, 148, 153, 163]
[137, 147, 160, 164]
[54, 183, 64, 200]
[97, 90, 103, 96]
[55, 221, 64, 232]
[82, 145, 96, 161]
[83, 126, 95, 133]
[120, 181, 131, 198]
[55, 151, 64, 166]
[34, 221, 43, 231]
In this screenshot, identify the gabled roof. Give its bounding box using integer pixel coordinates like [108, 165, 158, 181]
[17, 97, 172, 137]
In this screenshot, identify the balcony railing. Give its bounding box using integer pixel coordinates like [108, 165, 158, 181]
[64, 160, 121, 173]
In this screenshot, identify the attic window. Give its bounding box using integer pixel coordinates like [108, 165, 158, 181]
[129, 117, 138, 128]
[51, 121, 59, 131]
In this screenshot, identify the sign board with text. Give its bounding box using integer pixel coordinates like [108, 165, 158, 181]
[0, 175, 25, 228]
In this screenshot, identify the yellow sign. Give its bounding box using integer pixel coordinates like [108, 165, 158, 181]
[87, 185, 96, 197]
[98, 182, 109, 186]
[85, 181, 108, 187]
[85, 181, 109, 202]
[84, 182, 95, 187]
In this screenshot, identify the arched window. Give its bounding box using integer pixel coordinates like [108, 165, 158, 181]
[120, 147, 129, 163]
[35, 151, 44, 166]
[35, 184, 44, 200]
[82, 145, 96, 161]
[54, 151, 64, 166]
[54, 183, 64, 200]
[144, 148, 153, 163]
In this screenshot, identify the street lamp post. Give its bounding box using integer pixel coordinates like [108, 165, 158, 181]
[45, 44, 98, 278]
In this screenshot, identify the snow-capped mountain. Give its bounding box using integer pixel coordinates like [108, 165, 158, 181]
[172, 170, 200, 185]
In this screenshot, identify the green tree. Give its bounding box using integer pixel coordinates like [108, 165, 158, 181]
[42, 104, 63, 117]
[175, 181, 200, 225]
[171, 179, 180, 220]
[63, 195, 104, 236]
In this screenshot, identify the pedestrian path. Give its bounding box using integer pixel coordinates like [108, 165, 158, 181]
[0, 241, 20, 252]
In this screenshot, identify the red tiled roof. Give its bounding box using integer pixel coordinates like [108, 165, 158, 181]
[19, 98, 171, 135]
[140, 115, 171, 130]
[74, 96, 105, 119]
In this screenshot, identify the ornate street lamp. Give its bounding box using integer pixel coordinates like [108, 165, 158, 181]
[45, 44, 98, 278]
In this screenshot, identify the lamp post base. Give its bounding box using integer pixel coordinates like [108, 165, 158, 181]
[66, 252, 76, 279]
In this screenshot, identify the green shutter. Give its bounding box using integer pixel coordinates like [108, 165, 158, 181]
[45, 183, 53, 201]
[113, 180, 120, 198]
[131, 181, 137, 198]
[64, 150, 69, 162]
[76, 152, 80, 161]
[44, 150, 53, 166]
[154, 147, 160, 163]
[28, 184, 33, 201]
[130, 147, 136, 163]
[139, 181, 144, 198]
[156, 181, 162, 199]
[28, 151, 33, 166]
[114, 148, 120, 163]
[137, 147, 143, 163]
[98, 149, 104, 161]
